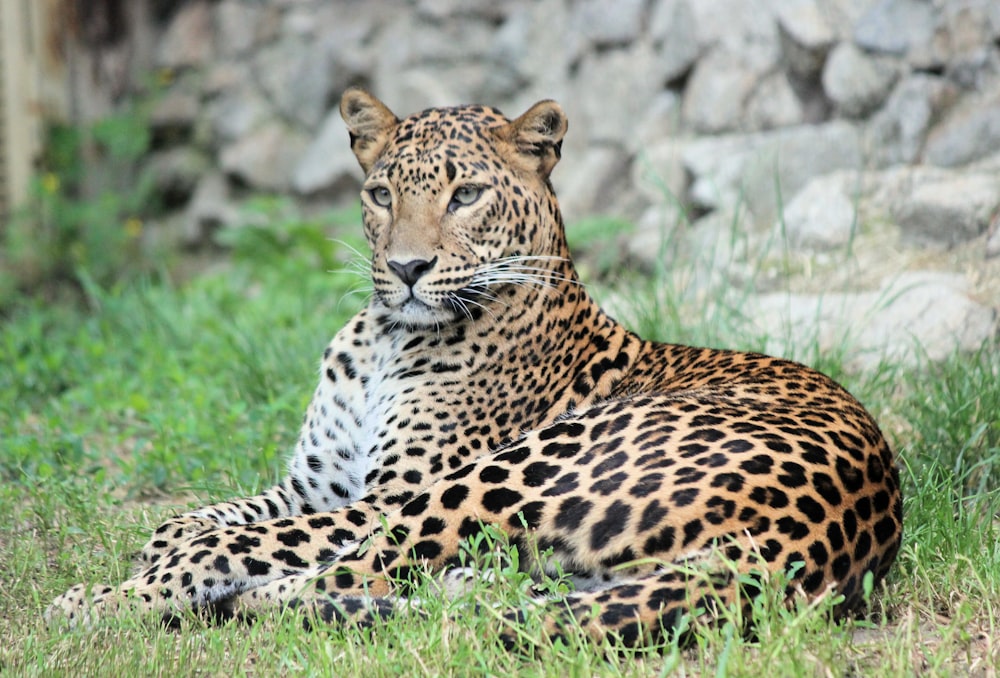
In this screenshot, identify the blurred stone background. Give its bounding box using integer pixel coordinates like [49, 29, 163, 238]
[16, 0, 1000, 365]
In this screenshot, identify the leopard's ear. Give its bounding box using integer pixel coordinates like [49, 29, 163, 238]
[340, 88, 400, 173]
[493, 100, 568, 178]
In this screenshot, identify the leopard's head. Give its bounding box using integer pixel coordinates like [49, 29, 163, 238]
[340, 88, 570, 329]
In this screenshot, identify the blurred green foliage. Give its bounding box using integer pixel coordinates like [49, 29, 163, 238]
[1, 106, 160, 303]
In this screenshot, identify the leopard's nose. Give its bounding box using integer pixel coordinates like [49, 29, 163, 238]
[387, 256, 438, 287]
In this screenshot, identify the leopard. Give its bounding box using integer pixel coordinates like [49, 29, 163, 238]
[47, 88, 902, 647]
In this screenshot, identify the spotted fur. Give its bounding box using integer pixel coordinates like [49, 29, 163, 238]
[47, 89, 902, 646]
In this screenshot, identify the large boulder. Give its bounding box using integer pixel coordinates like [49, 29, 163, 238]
[743, 271, 997, 370]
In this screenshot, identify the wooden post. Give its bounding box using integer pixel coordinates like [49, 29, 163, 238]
[0, 0, 66, 219]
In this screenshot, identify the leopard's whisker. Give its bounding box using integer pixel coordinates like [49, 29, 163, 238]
[450, 292, 497, 322]
[447, 293, 475, 321]
[329, 238, 372, 263]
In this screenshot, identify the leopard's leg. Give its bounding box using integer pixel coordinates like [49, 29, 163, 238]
[46, 498, 388, 627]
[141, 318, 377, 565]
[140, 483, 302, 566]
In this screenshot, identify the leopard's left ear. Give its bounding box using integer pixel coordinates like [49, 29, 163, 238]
[493, 100, 568, 178]
[340, 88, 400, 173]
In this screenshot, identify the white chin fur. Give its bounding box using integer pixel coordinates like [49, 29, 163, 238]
[387, 299, 453, 328]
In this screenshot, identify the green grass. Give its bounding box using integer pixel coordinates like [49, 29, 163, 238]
[2, 218, 999, 675]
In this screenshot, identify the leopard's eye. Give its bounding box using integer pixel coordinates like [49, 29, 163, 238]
[367, 186, 392, 208]
[448, 185, 483, 212]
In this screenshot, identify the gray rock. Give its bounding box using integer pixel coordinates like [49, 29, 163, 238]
[626, 204, 685, 266]
[924, 93, 1000, 167]
[775, 0, 836, 51]
[312, 4, 378, 80]
[148, 88, 200, 136]
[254, 3, 283, 45]
[283, 5, 321, 37]
[415, 0, 510, 22]
[628, 91, 683, 157]
[183, 171, 237, 246]
[293, 110, 363, 197]
[744, 121, 864, 223]
[206, 86, 274, 144]
[215, 0, 262, 57]
[866, 74, 957, 166]
[252, 38, 338, 130]
[374, 12, 495, 71]
[681, 134, 754, 211]
[744, 271, 997, 369]
[859, 272, 997, 366]
[681, 49, 761, 133]
[156, 1, 215, 69]
[776, 0, 837, 79]
[971, 151, 1000, 173]
[853, 0, 935, 55]
[633, 136, 688, 206]
[552, 146, 630, 224]
[820, 0, 876, 41]
[608, 204, 746, 298]
[145, 148, 211, 203]
[683, 209, 751, 292]
[649, 0, 700, 84]
[683, 120, 863, 223]
[911, 0, 1000, 82]
[220, 121, 309, 191]
[618, 206, 756, 301]
[375, 64, 508, 122]
[987, 214, 1000, 258]
[889, 170, 1000, 247]
[689, 0, 781, 70]
[744, 71, 805, 130]
[776, 173, 858, 251]
[572, 0, 646, 47]
[822, 42, 899, 117]
[488, 1, 577, 108]
[989, 0, 1000, 37]
[575, 43, 663, 145]
[201, 61, 249, 97]
[372, 13, 502, 113]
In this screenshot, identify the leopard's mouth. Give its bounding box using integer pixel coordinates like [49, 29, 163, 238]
[381, 294, 460, 330]
[375, 273, 496, 328]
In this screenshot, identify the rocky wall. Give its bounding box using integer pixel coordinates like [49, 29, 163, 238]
[140, 0, 998, 364]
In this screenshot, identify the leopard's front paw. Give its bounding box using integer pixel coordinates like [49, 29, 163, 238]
[140, 515, 219, 565]
[45, 583, 115, 628]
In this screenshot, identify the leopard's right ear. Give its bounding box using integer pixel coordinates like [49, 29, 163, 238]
[340, 88, 399, 173]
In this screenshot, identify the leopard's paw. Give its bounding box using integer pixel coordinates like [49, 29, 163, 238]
[45, 583, 115, 628]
